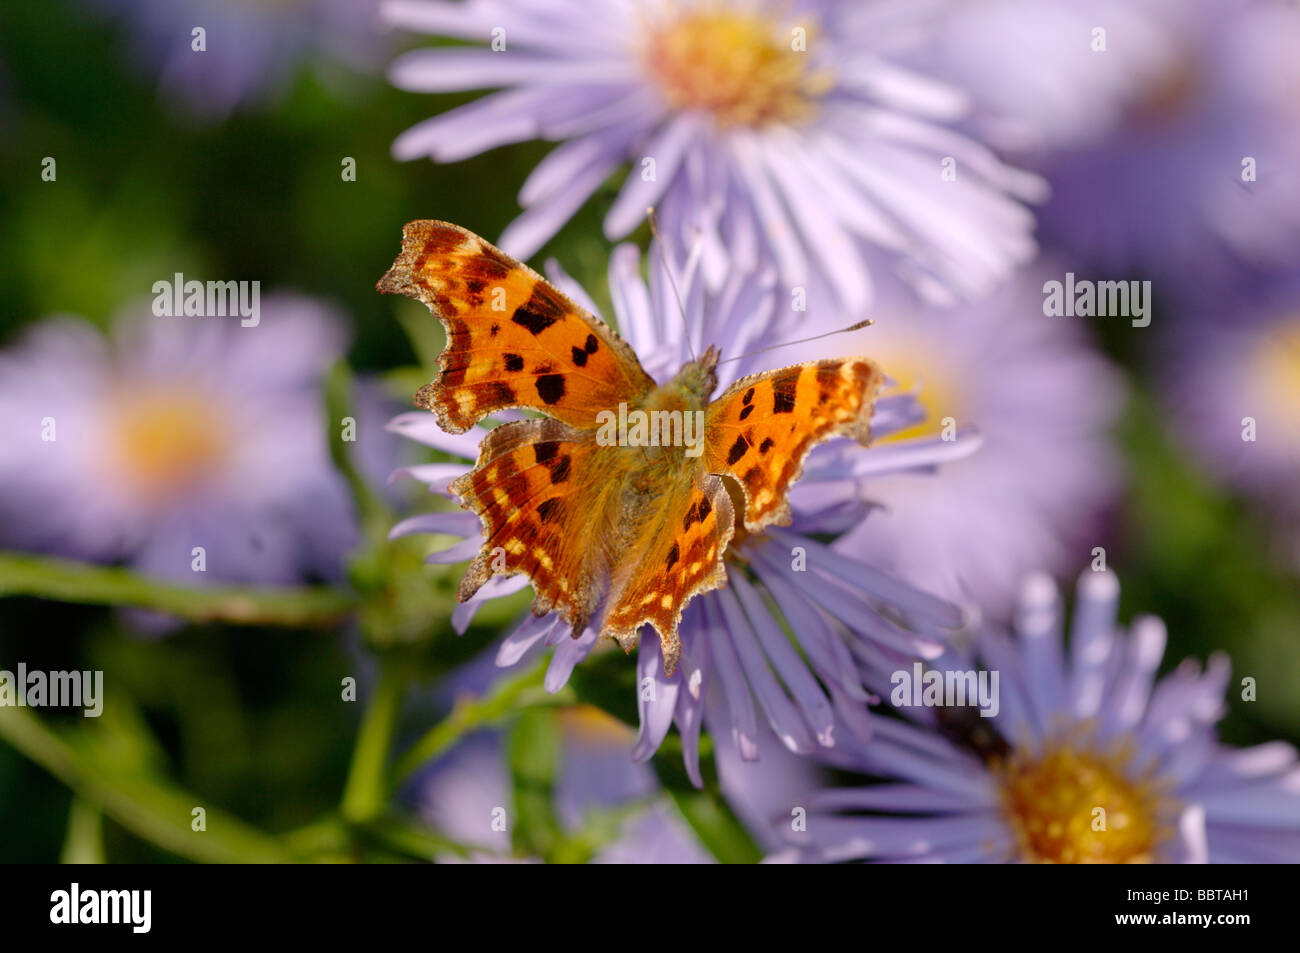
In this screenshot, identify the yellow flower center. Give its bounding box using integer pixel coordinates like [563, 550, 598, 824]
[108, 389, 231, 500]
[644, 9, 831, 128]
[868, 346, 964, 444]
[995, 734, 1174, 863]
[1250, 315, 1300, 438]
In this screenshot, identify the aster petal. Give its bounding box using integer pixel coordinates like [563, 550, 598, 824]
[425, 537, 481, 565]
[387, 463, 469, 488]
[392, 88, 572, 163]
[702, 599, 760, 762]
[604, 113, 702, 239]
[496, 613, 562, 668]
[774, 530, 962, 630]
[544, 624, 597, 693]
[389, 48, 632, 93]
[387, 510, 478, 540]
[715, 587, 816, 754]
[632, 631, 680, 761]
[452, 574, 529, 633]
[731, 573, 835, 746]
[386, 412, 482, 458]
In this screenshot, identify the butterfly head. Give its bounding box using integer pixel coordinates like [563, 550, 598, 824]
[673, 344, 720, 404]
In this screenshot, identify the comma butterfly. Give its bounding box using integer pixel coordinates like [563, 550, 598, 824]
[378, 221, 884, 676]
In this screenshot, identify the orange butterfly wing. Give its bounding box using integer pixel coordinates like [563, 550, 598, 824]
[702, 358, 885, 533]
[601, 468, 736, 675]
[377, 220, 655, 432]
[449, 417, 624, 637]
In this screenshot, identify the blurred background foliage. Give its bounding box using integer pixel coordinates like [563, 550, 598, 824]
[0, 0, 1297, 862]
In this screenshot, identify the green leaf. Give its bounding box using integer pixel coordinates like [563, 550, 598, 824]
[0, 551, 357, 627]
[507, 707, 563, 858]
[0, 704, 294, 863]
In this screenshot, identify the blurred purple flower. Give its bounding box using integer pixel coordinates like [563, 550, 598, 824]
[382, 0, 1044, 310]
[410, 708, 711, 862]
[388, 239, 966, 782]
[1162, 272, 1300, 566]
[1035, 0, 1300, 282]
[834, 263, 1123, 617]
[903, 0, 1179, 153]
[0, 295, 364, 587]
[86, 0, 385, 120]
[783, 569, 1300, 863]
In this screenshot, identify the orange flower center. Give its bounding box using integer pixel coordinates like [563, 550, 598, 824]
[995, 733, 1174, 863]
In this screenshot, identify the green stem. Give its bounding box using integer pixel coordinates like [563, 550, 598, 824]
[0, 551, 357, 627]
[340, 660, 409, 824]
[0, 705, 293, 863]
[60, 797, 106, 864]
[390, 661, 572, 785]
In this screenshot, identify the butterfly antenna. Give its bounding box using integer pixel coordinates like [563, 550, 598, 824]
[646, 207, 697, 362]
[717, 319, 875, 366]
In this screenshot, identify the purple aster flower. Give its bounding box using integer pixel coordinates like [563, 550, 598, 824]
[382, 0, 1044, 310]
[834, 263, 1123, 617]
[1161, 272, 1300, 566]
[410, 707, 712, 862]
[777, 568, 1300, 863]
[388, 237, 966, 783]
[85, 0, 385, 120]
[0, 295, 363, 586]
[1035, 0, 1300, 282]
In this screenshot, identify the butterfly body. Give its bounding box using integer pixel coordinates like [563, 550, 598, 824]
[379, 221, 884, 675]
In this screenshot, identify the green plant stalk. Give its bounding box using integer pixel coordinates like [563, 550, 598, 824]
[0, 552, 356, 627]
[341, 660, 410, 824]
[390, 660, 573, 784]
[0, 705, 292, 863]
[60, 798, 106, 864]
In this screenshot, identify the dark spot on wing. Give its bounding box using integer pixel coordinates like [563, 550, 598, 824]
[475, 245, 515, 281]
[759, 437, 774, 454]
[485, 381, 515, 405]
[584, 334, 599, 354]
[772, 375, 798, 414]
[536, 373, 566, 404]
[666, 542, 680, 569]
[550, 455, 571, 483]
[537, 498, 560, 523]
[571, 345, 588, 367]
[742, 387, 755, 406]
[727, 435, 749, 465]
[504, 353, 524, 372]
[511, 284, 567, 335]
[533, 441, 559, 465]
[738, 404, 755, 421]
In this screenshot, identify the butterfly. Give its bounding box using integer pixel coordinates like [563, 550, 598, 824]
[378, 220, 884, 677]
